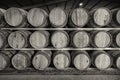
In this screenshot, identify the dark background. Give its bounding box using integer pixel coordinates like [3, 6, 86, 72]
[0, 0, 120, 10]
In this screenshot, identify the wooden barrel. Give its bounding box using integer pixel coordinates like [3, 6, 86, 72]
[109, 31, 120, 47]
[71, 31, 90, 48]
[51, 31, 69, 48]
[53, 51, 71, 70]
[0, 51, 15, 70]
[70, 8, 89, 27]
[8, 31, 31, 49]
[27, 8, 48, 27]
[92, 51, 113, 70]
[49, 7, 68, 28]
[0, 8, 6, 27]
[108, 51, 120, 69]
[89, 7, 111, 27]
[91, 31, 112, 48]
[32, 50, 52, 70]
[72, 51, 91, 70]
[30, 31, 49, 49]
[110, 8, 120, 27]
[0, 31, 10, 48]
[11, 51, 34, 70]
[4, 7, 28, 27]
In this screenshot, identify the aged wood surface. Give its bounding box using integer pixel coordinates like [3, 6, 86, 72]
[92, 31, 112, 48]
[70, 8, 89, 27]
[30, 31, 49, 49]
[8, 31, 30, 49]
[51, 31, 69, 48]
[71, 31, 90, 48]
[53, 51, 70, 70]
[49, 7, 68, 27]
[93, 8, 111, 27]
[92, 51, 113, 70]
[4, 7, 27, 27]
[27, 8, 48, 27]
[72, 51, 91, 70]
[32, 50, 51, 70]
[11, 51, 33, 70]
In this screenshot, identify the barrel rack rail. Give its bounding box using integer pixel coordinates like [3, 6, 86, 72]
[1, 28, 120, 31]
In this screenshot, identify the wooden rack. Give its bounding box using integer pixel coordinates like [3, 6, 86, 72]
[1, 28, 120, 31]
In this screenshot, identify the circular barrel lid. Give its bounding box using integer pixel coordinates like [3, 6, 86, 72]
[27, 8, 47, 27]
[71, 8, 89, 27]
[94, 31, 111, 48]
[73, 31, 90, 48]
[53, 52, 70, 70]
[93, 8, 111, 26]
[49, 7, 67, 27]
[12, 52, 30, 70]
[32, 52, 49, 70]
[95, 53, 111, 70]
[4, 7, 25, 26]
[8, 31, 27, 49]
[73, 53, 90, 70]
[30, 31, 49, 49]
[51, 31, 69, 48]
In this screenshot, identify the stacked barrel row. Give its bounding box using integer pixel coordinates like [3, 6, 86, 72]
[0, 30, 120, 49]
[0, 50, 120, 71]
[0, 7, 120, 28]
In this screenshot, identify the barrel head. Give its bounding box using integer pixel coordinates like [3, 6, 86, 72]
[30, 31, 49, 49]
[8, 31, 27, 49]
[51, 31, 69, 48]
[4, 7, 24, 27]
[49, 7, 68, 27]
[32, 53, 49, 70]
[94, 31, 111, 48]
[12, 53, 30, 70]
[71, 8, 89, 27]
[93, 8, 111, 26]
[53, 53, 70, 70]
[73, 31, 90, 48]
[27, 8, 48, 27]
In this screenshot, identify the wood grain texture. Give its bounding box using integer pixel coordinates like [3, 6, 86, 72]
[111, 9, 120, 27]
[72, 51, 91, 70]
[0, 31, 10, 49]
[32, 50, 52, 70]
[0, 51, 14, 70]
[71, 31, 90, 48]
[92, 31, 112, 48]
[93, 8, 111, 26]
[49, 7, 68, 27]
[53, 51, 70, 70]
[0, 8, 6, 27]
[12, 51, 34, 70]
[30, 31, 49, 49]
[27, 8, 48, 27]
[8, 31, 31, 49]
[92, 51, 113, 70]
[70, 8, 89, 27]
[116, 32, 120, 47]
[108, 51, 120, 69]
[4, 7, 27, 27]
[51, 31, 69, 49]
